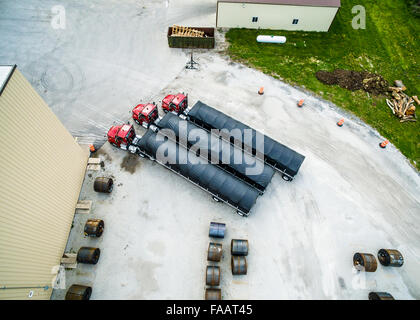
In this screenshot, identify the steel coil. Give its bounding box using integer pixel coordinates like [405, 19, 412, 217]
[84, 219, 104, 237]
[206, 266, 221, 286]
[368, 292, 394, 300]
[209, 222, 226, 239]
[231, 239, 248, 256]
[77, 247, 101, 265]
[378, 249, 404, 267]
[205, 288, 221, 300]
[65, 284, 92, 300]
[94, 177, 113, 193]
[353, 253, 377, 272]
[207, 243, 223, 262]
[231, 256, 247, 275]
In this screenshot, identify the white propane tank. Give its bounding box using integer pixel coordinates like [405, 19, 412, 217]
[256, 35, 287, 44]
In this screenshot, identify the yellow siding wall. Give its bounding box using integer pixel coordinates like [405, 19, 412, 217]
[0, 69, 88, 300]
[217, 2, 339, 31]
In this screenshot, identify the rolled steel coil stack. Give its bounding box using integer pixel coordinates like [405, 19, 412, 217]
[352, 248, 404, 300]
[65, 165, 112, 300]
[231, 239, 248, 275]
[205, 222, 226, 300]
[65, 217, 105, 299]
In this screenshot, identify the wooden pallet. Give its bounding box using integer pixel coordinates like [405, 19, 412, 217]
[75, 200, 92, 214]
[87, 157, 101, 171]
[172, 25, 205, 37]
[61, 253, 77, 269]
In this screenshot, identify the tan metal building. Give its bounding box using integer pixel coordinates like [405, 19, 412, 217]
[0, 65, 88, 300]
[216, 0, 341, 32]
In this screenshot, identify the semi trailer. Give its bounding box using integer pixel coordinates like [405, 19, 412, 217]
[107, 124, 260, 216]
[183, 101, 305, 181]
[155, 112, 275, 193]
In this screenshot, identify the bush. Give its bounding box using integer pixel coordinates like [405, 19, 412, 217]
[405, 0, 420, 17]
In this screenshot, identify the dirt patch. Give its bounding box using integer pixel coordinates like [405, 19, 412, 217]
[120, 153, 140, 174]
[316, 69, 389, 95]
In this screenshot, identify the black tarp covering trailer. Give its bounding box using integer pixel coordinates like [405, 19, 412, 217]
[133, 129, 259, 216]
[155, 113, 275, 193]
[185, 101, 305, 181]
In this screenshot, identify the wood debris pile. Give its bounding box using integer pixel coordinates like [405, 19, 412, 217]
[386, 81, 418, 123]
[171, 25, 206, 37]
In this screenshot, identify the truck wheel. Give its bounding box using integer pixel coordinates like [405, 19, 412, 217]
[282, 174, 292, 182]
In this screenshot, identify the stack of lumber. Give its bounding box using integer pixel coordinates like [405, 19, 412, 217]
[171, 25, 206, 37]
[386, 81, 418, 123]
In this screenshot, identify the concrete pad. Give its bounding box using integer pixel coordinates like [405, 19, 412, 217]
[0, 0, 216, 145]
[52, 52, 420, 299]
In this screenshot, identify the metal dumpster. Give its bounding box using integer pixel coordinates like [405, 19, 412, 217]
[167, 26, 215, 49]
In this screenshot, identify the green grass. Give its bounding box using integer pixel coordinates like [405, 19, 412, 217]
[225, 0, 420, 169]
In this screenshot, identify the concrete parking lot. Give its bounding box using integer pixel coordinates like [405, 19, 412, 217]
[1, 0, 419, 299]
[0, 0, 214, 144]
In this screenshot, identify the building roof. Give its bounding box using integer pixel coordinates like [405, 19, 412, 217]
[218, 0, 341, 7]
[0, 65, 16, 96]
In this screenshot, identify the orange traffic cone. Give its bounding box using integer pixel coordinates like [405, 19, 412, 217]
[258, 87, 264, 95]
[89, 144, 96, 153]
[297, 99, 304, 107]
[379, 140, 389, 149]
[337, 119, 344, 127]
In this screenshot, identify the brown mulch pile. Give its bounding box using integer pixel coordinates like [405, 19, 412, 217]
[316, 69, 389, 95]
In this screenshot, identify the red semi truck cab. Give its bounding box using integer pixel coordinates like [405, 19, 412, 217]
[107, 124, 136, 149]
[132, 103, 158, 128]
[162, 93, 188, 114]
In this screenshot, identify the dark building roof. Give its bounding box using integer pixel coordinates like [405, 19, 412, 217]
[218, 0, 341, 7]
